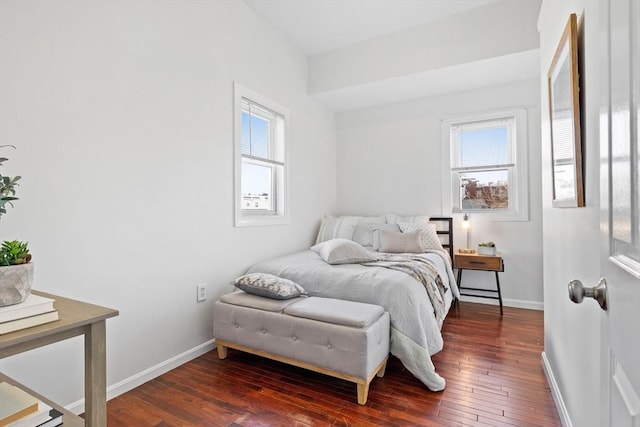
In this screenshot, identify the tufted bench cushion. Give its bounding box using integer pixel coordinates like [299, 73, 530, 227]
[283, 297, 385, 328]
[219, 291, 304, 311]
[213, 292, 390, 405]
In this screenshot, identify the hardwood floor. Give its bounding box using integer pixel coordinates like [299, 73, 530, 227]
[107, 301, 560, 426]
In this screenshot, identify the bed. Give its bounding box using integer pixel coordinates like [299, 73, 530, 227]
[246, 215, 459, 391]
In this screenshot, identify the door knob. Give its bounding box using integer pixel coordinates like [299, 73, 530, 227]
[568, 278, 608, 311]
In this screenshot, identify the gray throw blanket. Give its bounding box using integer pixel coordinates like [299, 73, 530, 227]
[363, 254, 448, 328]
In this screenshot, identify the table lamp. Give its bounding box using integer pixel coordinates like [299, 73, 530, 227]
[459, 213, 476, 253]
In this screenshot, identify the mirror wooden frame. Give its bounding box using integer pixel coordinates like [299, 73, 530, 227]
[548, 13, 584, 208]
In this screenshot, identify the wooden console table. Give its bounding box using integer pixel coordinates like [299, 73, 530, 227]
[0, 291, 118, 426]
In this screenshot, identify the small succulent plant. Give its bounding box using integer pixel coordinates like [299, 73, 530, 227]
[0, 240, 31, 266]
[478, 241, 496, 247]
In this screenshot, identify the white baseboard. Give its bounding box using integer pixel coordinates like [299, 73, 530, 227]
[458, 295, 544, 310]
[66, 339, 216, 415]
[503, 297, 544, 310]
[541, 351, 573, 427]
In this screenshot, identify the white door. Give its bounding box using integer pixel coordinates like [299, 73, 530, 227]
[600, 0, 640, 425]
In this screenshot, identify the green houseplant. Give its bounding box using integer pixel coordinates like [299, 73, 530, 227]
[0, 147, 21, 218]
[0, 146, 34, 306]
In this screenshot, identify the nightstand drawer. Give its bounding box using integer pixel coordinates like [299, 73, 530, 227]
[454, 254, 502, 271]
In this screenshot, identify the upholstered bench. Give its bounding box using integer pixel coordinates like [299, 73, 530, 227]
[213, 292, 390, 405]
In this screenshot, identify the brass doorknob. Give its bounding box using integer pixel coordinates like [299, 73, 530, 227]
[568, 278, 608, 311]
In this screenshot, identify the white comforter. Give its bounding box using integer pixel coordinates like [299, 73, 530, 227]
[247, 249, 459, 391]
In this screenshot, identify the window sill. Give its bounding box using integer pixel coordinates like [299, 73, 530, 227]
[452, 208, 529, 222]
[235, 214, 290, 227]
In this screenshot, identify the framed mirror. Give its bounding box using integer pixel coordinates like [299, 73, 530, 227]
[548, 13, 584, 208]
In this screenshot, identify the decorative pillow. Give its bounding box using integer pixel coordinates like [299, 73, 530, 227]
[315, 216, 360, 244]
[367, 224, 402, 250]
[353, 222, 399, 247]
[385, 214, 431, 224]
[398, 222, 445, 252]
[311, 239, 377, 265]
[377, 229, 423, 253]
[232, 273, 306, 300]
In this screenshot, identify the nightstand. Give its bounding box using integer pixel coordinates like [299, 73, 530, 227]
[454, 251, 505, 314]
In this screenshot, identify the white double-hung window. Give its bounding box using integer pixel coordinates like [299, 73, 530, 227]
[234, 83, 289, 226]
[442, 109, 529, 221]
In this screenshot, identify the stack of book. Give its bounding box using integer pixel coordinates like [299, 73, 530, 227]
[0, 295, 59, 335]
[0, 382, 63, 427]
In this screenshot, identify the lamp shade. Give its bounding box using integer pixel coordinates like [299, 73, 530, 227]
[459, 213, 475, 253]
[461, 213, 471, 230]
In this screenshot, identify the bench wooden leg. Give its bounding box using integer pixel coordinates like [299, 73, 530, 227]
[357, 356, 388, 404]
[216, 343, 228, 360]
[357, 382, 370, 405]
[376, 358, 388, 378]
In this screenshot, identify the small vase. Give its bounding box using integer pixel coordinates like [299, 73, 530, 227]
[0, 263, 34, 306]
[477, 246, 497, 256]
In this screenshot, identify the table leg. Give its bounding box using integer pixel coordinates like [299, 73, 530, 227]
[495, 271, 503, 315]
[85, 321, 107, 427]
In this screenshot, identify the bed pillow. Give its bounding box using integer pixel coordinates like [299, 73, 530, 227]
[353, 222, 399, 247]
[232, 273, 306, 300]
[385, 214, 431, 225]
[377, 229, 423, 253]
[311, 239, 377, 265]
[367, 224, 402, 250]
[315, 216, 360, 244]
[356, 216, 386, 224]
[398, 222, 445, 252]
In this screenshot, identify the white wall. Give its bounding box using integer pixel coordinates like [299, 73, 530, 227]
[0, 0, 336, 408]
[336, 79, 543, 308]
[538, 2, 602, 426]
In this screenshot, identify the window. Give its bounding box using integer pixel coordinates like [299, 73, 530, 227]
[234, 83, 289, 226]
[442, 110, 529, 221]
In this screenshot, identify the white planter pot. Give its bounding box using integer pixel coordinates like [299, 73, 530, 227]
[477, 246, 497, 256]
[0, 263, 34, 306]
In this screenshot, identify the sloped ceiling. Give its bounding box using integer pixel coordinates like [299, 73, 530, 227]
[243, 0, 500, 55]
[243, 0, 541, 111]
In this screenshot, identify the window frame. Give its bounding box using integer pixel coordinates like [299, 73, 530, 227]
[441, 109, 529, 221]
[234, 83, 290, 227]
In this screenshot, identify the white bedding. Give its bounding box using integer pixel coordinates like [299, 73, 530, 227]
[247, 248, 459, 391]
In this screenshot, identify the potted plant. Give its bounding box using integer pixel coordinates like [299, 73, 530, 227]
[477, 241, 497, 256]
[0, 146, 33, 307]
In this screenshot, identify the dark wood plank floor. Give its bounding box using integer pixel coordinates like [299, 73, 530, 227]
[107, 302, 560, 426]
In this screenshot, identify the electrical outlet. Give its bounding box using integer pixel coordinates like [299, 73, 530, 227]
[197, 283, 207, 302]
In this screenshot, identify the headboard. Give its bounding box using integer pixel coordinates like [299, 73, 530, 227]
[429, 217, 454, 260]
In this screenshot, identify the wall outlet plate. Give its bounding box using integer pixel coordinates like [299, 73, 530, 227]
[197, 283, 207, 302]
